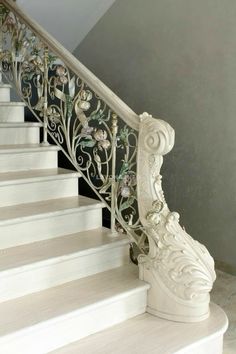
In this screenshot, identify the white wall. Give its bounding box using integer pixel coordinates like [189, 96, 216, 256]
[17, 0, 116, 51]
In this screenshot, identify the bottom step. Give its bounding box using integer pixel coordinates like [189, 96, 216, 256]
[0, 265, 149, 354]
[52, 303, 228, 354]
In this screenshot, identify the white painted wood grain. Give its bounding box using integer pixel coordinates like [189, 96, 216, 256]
[0, 85, 11, 102]
[0, 196, 104, 248]
[0, 265, 149, 354]
[0, 194, 103, 222]
[0, 168, 80, 207]
[0, 167, 80, 184]
[0, 102, 25, 122]
[0, 144, 59, 172]
[0, 123, 40, 144]
[52, 303, 227, 354]
[0, 144, 60, 154]
[0, 228, 130, 302]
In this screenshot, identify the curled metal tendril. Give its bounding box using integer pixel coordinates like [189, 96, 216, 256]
[0, 4, 147, 252]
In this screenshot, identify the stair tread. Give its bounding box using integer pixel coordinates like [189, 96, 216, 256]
[0, 227, 128, 273]
[0, 84, 11, 88]
[0, 122, 42, 127]
[0, 167, 80, 185]
[0, 144, 60, 153]
[0, 264, 147, 339]
[0, 195, 104, 223]
[50, 303, 227, 354]
[0, 101, 25, 106]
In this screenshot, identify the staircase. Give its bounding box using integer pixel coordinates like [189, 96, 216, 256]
[0, 0, 229, 352]
[0, 83, 150, 353]
[0, 84, 228, 354]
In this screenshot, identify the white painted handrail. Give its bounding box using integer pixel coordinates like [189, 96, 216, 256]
[1, 0, 140, 131]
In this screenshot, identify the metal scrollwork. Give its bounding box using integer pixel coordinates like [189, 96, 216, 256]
[0, 4, 146, 250]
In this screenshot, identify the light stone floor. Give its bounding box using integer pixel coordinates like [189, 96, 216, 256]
[211, 270, 236, 354]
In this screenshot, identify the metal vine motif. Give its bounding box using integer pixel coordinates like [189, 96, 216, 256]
[0, 4, 147, 250]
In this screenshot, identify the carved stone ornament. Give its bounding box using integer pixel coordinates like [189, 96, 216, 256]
[137, 112, 216, 323]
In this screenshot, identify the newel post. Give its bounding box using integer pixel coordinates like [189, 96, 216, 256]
[137, 112, 216, 323]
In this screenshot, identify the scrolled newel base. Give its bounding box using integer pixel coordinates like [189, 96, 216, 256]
[139, 262, 211, 323]
[138, 213, 216, 323]
[137, 112, 216, 323]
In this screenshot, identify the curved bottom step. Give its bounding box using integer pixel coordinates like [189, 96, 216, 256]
[51, 303, 228, 354]
[0, 265, 149, 354]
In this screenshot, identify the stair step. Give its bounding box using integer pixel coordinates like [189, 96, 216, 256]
[0, 227, 129, 302]
[0, 84, 11, 102]
[51, 303, 228, 354]
[0, 101, 25, 122]
[0, 167, 81, 185]
[0, 122, 42, 145]
[0, 265, 149, 354]
[0, 168, 80, 207]
[0, 122, 42, 127]
[0, 143, 59, 153]
[0, 144, 59, 172]
[0, 195, 104, 248]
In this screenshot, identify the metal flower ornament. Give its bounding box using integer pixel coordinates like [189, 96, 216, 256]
[0, 3, 146, 249]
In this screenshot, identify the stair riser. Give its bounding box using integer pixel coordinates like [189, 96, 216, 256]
[0, 178, 78, 207]
[0, 150, 58, 172]
[0, 105, 25, 122]
[0, 87, 10, 102]
[0, 290, 147, 354]
[0, 127, 40, 145]
[0, 208, 103, 249]
[180, 335, 224, 354]
[0, 245, 129, 302]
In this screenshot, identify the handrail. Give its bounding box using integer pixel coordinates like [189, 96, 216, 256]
[1, 0, 140, 131]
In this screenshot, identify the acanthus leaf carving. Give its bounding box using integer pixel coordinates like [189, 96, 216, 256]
[137, 112, 216, 322]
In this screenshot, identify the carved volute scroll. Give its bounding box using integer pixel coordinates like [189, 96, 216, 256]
[137, 112, 216, 323]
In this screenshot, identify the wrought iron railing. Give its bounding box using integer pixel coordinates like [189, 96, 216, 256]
[0, 0, 216, 323]
[0, 0, 145, 250]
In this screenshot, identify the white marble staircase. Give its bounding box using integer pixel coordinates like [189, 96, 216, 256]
[0, 84, 228, 354]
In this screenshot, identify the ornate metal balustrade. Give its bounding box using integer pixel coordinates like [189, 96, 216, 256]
[0, 0, 216, 323]
[0, 1, 144, 249]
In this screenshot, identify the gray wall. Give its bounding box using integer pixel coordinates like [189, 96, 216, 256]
[17, 0, 116, 51]
[74, 0, 236, 270]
